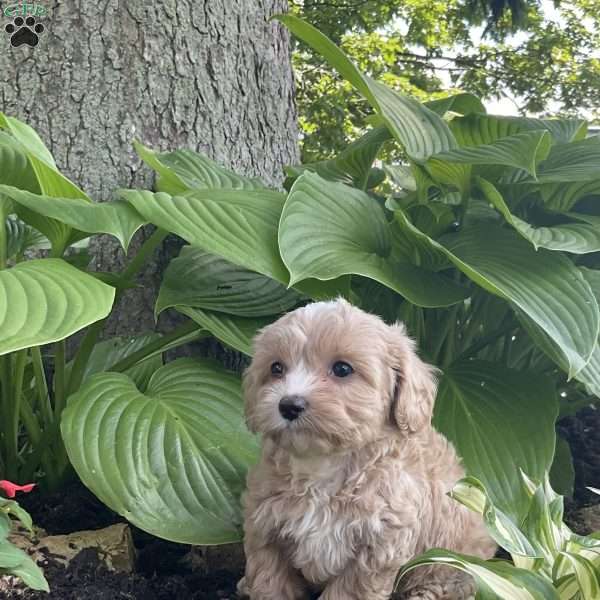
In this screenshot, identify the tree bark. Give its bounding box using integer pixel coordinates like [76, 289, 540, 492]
[0, 0, 298, 336]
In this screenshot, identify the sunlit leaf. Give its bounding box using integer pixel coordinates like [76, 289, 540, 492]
[0, 259, 115, 356]
[279, 173, 469, 307]
[62, 359, 259, 544]
[435, 361, 558, 521]
[157, 247, 303, 318]
[399, 549, 558, 599]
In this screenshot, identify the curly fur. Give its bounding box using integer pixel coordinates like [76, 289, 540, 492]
[239, 299, 496, 600]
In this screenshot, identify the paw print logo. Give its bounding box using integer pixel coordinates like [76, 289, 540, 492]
[5, 16, 45, 48]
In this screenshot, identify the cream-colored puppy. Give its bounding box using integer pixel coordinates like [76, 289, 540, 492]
[239, 299, 495, 600]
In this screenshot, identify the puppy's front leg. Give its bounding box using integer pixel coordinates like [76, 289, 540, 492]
[242, 533, 309, 600]
[319, 558, 401, 600]
[319, 566, 398, 600]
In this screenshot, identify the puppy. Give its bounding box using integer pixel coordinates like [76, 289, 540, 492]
[239, 299, 495, 600]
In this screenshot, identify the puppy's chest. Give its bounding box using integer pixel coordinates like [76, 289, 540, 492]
[272, 490, 364, 584]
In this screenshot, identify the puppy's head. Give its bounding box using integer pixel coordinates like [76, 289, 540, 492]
[243, 299, 437, 455]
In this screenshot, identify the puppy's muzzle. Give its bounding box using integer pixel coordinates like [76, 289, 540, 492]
[278, 395, 307, 421]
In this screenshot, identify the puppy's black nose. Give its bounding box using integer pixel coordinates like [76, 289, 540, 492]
[279, 395, 307, 421]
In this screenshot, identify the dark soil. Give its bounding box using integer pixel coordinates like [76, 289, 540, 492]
[0, 548, 239, 600]
[17, 480, 122, 535]
[2, 407, 599, 599]
[558, 405, 600, 508]
[3, 482, 241, 599]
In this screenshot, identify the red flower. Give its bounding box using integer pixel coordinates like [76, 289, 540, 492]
[0, 480, 36, 498]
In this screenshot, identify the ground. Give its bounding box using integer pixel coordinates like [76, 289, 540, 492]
[1, 406, 599, 599]
[0, 481, 241, 599]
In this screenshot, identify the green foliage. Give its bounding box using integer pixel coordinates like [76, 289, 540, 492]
[0, 115, 298, 556]
[0, 116, 212, 515]
[0, 495, 48, 592]
[2, 14, 600, 597]
[398, 473, 600, 598]
[67, 16, 599, 593]
[61, 359, 258, 544]
[291, 0, 600, 162]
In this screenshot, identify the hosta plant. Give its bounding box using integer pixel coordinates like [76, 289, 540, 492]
[102, 15, 600, 507]
[0, 480, 48, 592]
[63, 14, 600, 596]
[1, 18, 600, 599]
[0, 114, 257, 547]
[398, 475, 600, 598]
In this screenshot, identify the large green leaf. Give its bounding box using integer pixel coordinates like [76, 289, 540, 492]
[434, 361, 558, 521]
[449, 113, 586, 147]
[519, 267, 600, 398]
[277, 15, 457, 162]
[398, 549, 559, 599]
[540, 180, 600, 212]
[178, 306, 267, 356]
[478, 178, 600, 254]
[61, 358, 259, 544]
[0, 514, 9, 540]
[0, 132, 39, 191]
[285, 126, 390, 189]
[0, 114, 56, 167]
[557, 552, 600, 599]
[119, 188, 289, 284]
[395, 215, 599, 377]
[157, 246, 302, 318]
[450, 477, 540, 559]
[279, 173, 469, 307]
[519, 311, 600, 397]
[550, 437, 575, 499]
[135, 142, 268, 194]
[0, 113, 91, 255]
[0, 259, 115, 355]
[69, 334, 164, 391]
[0, 114, 88, 200]
[5, 216, 49, 259]
[425, 93, 486, 116]
[0, 540, 49, 592]
[0, 185, 146, 252]
[538, 136, 600, 183]
[432, 131, 552, 179]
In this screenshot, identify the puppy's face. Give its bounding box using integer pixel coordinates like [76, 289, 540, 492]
[243, 299, 437, 456]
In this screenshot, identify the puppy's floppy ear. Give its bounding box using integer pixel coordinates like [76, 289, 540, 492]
[242, 363, 261, 434]
[387, 323, 438, 433]
[241, 326, 272, 434]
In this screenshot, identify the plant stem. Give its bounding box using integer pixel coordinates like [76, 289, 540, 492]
[440, 304, 461, 368]
[30, 346, 52, 425]
[19, 418, 59, 485]
[66, 229, 167, 393]
[8, 350, 27, 468]
[53, 340, 67, 420]
[19, 397, 42, 447]
[0, 354, 13, 476]
[120, 227, 168, 283]
[0, 208, 7, 270]
[456, 319, 517, 362]
[108, 321, 204, 373]
[49, 238, 68, 259]
[67, 319, 106, 396]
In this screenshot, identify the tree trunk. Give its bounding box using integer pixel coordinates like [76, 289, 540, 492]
[0, 0, 298, 336]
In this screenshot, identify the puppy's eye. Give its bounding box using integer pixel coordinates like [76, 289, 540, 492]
[332, 361, 353, 378]
[270, 362, 285, 377]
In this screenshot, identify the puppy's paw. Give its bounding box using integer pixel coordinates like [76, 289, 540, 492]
[239, 576, 310, 600]
[236, 576, 249, 598]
